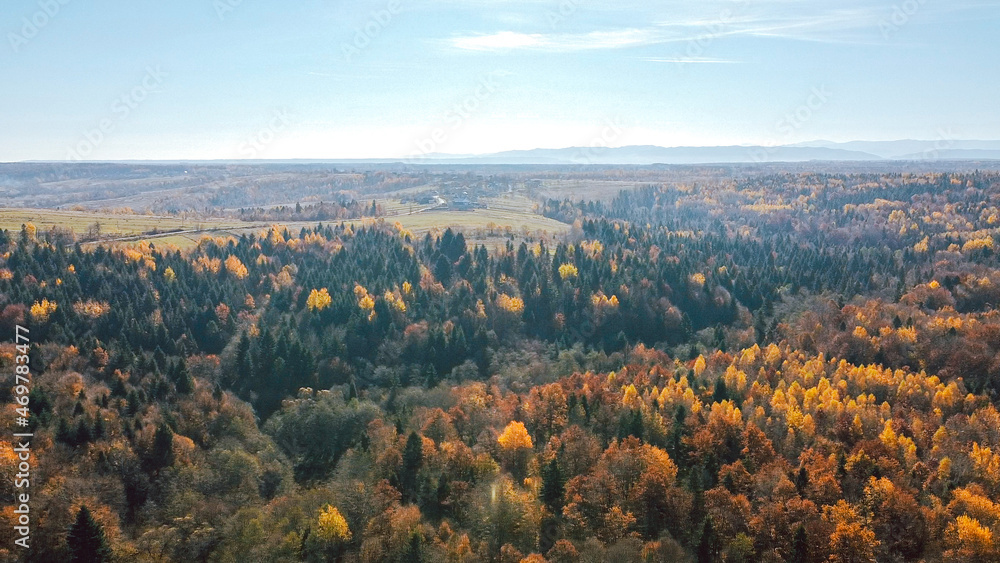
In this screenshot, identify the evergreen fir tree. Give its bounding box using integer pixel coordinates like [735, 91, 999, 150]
[404, 531, 423, 563]
[92, 416, 106, 440]
[56, 417, 75, 446]
[712, 378, 729, 404]
[401, 432, 424, 503]
[696, 517, 719, 563]
[791, 524, 808, 563]
[173, 358, 193, 394]
[149, 423, 174, 471]
[541, 458, 565, 513]
[795, 467, 809, 496]
[74, 419, 92, 446]
[67, 506, 112, 563]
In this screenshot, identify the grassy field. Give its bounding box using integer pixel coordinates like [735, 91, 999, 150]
[388, 209, 567, 236]
[386, 201, 568, 250]
[481, 195, 538, 213]
[0, 208, 252, 237]
[533, 179, 646, 202]
[376, 199, 427, 216]
[1, 189, 569, 251]
[155, 207, 569, 251]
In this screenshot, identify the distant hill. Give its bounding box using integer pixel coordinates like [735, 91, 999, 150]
[24, 140, 1000, 166]
[789, 140, 1000, 159]
[893, 149, 1000, 160]
[418, 145, 883, 165]
[414, 141, 1000, 165]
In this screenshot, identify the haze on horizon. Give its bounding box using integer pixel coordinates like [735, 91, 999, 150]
[2, 0, 999, 162]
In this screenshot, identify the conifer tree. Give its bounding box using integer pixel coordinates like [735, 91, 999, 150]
[791, 525, 808, 563]
[541, 458, 565, 513]
[67, 506, 112, 563]
[149, 423, 174, 471]
[696, 518, 719, 563]
[401, 431, 424, 503]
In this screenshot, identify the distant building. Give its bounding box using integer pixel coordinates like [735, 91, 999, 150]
[452, 197, 475, 211]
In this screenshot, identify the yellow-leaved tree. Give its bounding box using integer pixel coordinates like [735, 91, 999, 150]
[316, 505, 351, 544]
[558, 263, 579, 280]
[498, 421, 534, 480]
[693, 355, 707, 378]
[224, 255, 248, 279]
[497, 293, 525, 314]
[30, 299, 57, 323]
[307, 288, 332, 312]
[945, 515, 995, 561]
[499, 421, 533, 451]
[303, 504, 352, 561]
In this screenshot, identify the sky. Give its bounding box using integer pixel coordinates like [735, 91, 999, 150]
[1, 0, 999, 161]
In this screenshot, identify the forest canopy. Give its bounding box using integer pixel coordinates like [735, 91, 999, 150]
[3, 170, 1000, 562]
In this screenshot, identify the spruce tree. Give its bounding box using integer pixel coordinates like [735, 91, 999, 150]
[696, 517, 718, 563]
[74, 419, 92, 446]
[56, 417, 75, 446]
[712, 378, 729, 404]
[149, 423, 174, 471]
[795, 467, 809, 496]
[67, 506, 112, 563]
[92, 416, 106, 440]
[791, 525, 808, 563]
[541, 458, 565, 513]
[404, 530, 423, 563]
[173, 358, 193, 394]
[401, 432, 424, 503]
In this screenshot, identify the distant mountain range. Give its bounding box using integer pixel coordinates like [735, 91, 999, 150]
[411, 140, 1000, 165]
[29, 140, 1000, 166]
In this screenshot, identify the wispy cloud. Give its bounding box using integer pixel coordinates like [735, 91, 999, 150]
[446, 21, 853, 53]
[445, 1, 1000, 52]
[644, 57, 740, 64]
[451, 28, 659, 52]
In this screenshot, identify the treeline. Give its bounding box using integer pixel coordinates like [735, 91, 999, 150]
[236, 200, 373, 222]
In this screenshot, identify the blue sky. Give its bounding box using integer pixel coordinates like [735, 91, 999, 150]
[2, 0, 998, 161]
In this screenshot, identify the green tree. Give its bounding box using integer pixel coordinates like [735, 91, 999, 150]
[795, 467, 809, 496]
[67, 506, 112, 563]
[400, 432, 424, 503]
[791, 525, 808, 563]
[149, 423, 174, 471]
[712, 378, 729, 404]
[404, 531, 423, 563]
[541, 458, 565, 513]
[697, 517, 719, 563]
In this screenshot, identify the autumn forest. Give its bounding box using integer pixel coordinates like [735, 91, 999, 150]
[5, 168, 1000, 563]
